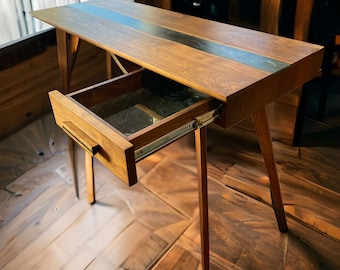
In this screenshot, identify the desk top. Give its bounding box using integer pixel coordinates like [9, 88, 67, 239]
[31, 0, 324, 127]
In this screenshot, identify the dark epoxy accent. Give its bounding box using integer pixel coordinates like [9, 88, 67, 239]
[72, 3, 288, 73]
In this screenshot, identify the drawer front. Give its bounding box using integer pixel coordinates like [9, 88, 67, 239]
[49, 90, 138, 186]
[49, 70, 222, 186]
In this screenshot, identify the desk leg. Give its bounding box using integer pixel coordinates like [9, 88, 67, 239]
[56, 29, 71, 93]
[68, 137, 79, 199]
[195, 126, 210, 270]
[106, 51, 112, 79]
[252, 107, 288, 232]
[85, 151, 96, 204]
[56, 29, 80, 94]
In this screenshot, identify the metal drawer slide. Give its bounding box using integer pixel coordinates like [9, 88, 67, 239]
[135, 106, 222, 161]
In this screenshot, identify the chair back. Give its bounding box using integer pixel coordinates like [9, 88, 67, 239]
[259, 0, 283, 35]
[293, 0, 314, 40]
[229, 0, 314, 40]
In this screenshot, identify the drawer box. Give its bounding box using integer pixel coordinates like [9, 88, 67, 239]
[49, 69, 221, 186]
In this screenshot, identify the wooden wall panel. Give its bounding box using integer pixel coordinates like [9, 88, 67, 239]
[0, 41, 107, 140]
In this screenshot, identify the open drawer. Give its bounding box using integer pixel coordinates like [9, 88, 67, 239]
[49, 69, 222, 186]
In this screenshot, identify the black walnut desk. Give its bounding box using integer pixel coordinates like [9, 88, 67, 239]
[32, 1, 323, 269]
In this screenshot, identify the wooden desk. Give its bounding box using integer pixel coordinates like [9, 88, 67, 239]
[31, 1, 323, 269]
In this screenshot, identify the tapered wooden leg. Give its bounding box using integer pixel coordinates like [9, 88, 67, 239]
[56, 30, 80, 94]
[106, 51, 112, 79]
[68, 137, 79, 199]
[56, 29, 71, 94]
[195, 126, 210, 270]
[85, 151, 96, 204]
[252, 107, 288, 232]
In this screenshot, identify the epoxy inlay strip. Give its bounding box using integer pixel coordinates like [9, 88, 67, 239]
[72, 3, 289, 73]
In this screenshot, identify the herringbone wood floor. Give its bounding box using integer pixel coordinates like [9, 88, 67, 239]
[0, 112, 339, 269]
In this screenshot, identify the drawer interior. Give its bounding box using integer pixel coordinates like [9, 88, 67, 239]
[71, 69, 210, 137]
[51, 69, 220, 185]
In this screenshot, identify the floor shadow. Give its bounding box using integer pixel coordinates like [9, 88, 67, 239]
[300, 76, 340, 147]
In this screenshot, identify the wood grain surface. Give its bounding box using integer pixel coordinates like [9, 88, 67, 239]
[31, 0, 324, 128]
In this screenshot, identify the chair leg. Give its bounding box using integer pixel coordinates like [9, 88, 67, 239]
[252, 107, 288, 233]
[195, 126, 210, 270]
[318, 35, 337, 120]
[292, 85, 308, 146]
[318, 78, 331, 120]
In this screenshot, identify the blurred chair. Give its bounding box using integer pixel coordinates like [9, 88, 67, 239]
[228, 0, 315, 146]
[228, 0, 313, 39]
[317, 34, 340, 120]
[293, 0, 340, 145]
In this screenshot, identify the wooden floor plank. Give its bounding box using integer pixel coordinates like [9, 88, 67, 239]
[2, 201, 89, 269]
[1, 114, 339, 269]
[140, 157, 201, 219]
[203, 125, 340, 242]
